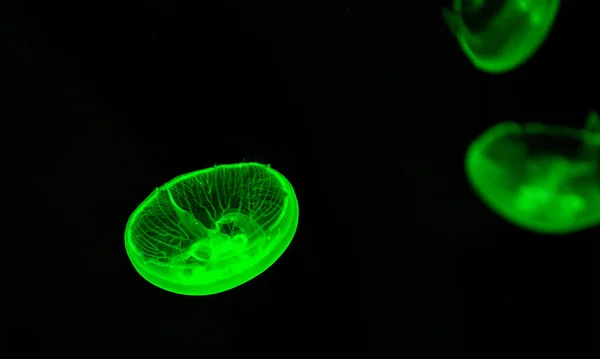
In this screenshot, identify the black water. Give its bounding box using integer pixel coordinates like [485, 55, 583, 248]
[2, 1, 598, 357]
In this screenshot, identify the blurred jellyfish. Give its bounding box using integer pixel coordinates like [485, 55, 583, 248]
[442, 0, 561, 73]
[465, 111, 600, 234]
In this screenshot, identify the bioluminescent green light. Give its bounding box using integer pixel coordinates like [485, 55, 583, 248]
[465, 111, 600, 234]
[125, 162, 299, 295]
[442, 0, 560, 74]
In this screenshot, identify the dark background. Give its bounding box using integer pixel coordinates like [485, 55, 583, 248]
[2, 1, 598, 357]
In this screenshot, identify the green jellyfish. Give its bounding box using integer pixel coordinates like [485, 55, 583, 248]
[124, 162, 299, 295]
[465, 111, 600, 234]
[442, 0, 561, 74]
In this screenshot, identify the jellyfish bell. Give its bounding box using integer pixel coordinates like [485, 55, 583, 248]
[442, 0, 561, 73]
[465, 111, 600, 234]
[124, 162, 299, 295]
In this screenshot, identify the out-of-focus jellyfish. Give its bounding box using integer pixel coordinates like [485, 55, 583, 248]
[465, 111, 600, 234]
[124, 162, 299, 295]
[442, 0, 561, 73]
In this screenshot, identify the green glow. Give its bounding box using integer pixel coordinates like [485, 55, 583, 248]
[125, 162, 299, 295]
[465, 111, 600, 234]
[442, 0, 560, 73]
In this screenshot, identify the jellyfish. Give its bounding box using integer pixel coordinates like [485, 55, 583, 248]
[465, 111, 600, 234]
[124, 162, 299, 295]
[442, 0, 561, 74]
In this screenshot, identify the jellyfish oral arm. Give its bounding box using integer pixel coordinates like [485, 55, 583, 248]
[218, 212, 266, 241]
[166, 187, 210, 238]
